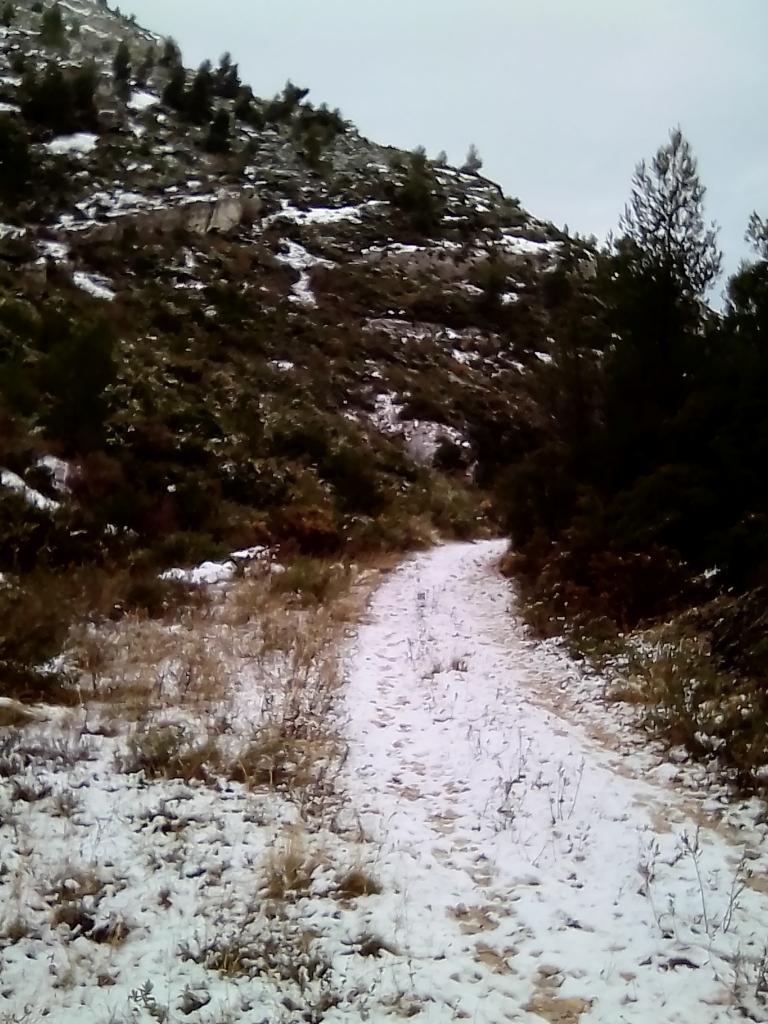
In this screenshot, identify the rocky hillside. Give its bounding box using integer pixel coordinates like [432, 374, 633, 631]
[0, 0, 595, 578]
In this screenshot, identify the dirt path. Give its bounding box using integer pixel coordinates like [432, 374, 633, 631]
[336, 540, 768, 1024]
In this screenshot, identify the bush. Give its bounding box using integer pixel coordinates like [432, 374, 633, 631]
[39, 2, 66, 47]
[508, 539, 697, 634]
[204, 109, 231, 154]
[120, 575, 204, 620]
[269, 557, 351, 606]
[0, 115, 35, 201]
[0, 571, 79, 700]
[117, 723, 220, 781]
[21, 62, 99, 133]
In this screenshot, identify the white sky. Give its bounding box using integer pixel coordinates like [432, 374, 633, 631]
[126, 0, 768, 288]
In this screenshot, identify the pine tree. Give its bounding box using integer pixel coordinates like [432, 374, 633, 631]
[234, 86, 255, 122]
[204, 108, 230, 153]
[40, 321, 116, 452]
[113, 41, 132, 86]
[39, 2, 66, 47]
[22, 64, 75, 132]
[462, 143, 483, 174]
[389, 147, 445, 235]
[136, 46, 155, 88]
[1, 3, 14, 27]
[216, 52, 240, 99]
[162, 63, 186, 111]
[0, 114, 34, 200]
[186, 60, 213, 123]
[619, 127, 721, 297]
[159, 37, 181, 67]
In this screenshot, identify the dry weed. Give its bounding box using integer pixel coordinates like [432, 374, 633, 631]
[262, 829, 324, 901]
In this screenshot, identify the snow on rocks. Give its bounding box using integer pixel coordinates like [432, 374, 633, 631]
[44, 132, 99, 156]
[337, 540, 768, 1022]
[369, 392, 468, 464]
[127, 89, 159, 111]
[263, 198, 378, 227]
[0, 468, 60, 511]
[73, 270, 117, 301]
[499, 231, 561, 259]
[274, 239, 334, 307]
[35, 455, 72, 494]
[38, 239, 70, 261]
[159, 545, 267, 586]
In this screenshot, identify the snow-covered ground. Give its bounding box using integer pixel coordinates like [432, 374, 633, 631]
[0, 467, 60, 511]
[44, 133, 99, 156]
[337, 541, 768, 1022]
[73, 270, 117, 301]
[1, 542, 766, 1023]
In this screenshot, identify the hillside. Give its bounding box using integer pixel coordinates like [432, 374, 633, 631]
[0, 0, 596, 576]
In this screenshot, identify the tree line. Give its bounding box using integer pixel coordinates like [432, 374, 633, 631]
[493, 129, 767, 630]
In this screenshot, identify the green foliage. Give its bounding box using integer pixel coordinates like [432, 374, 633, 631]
[113, 40, 132, 85]
[204, 108, 231, 153]
[21, 62, 98, 133]
[387, 147, 446, 235]
[496, 130, 766, 639]
[39, 2, 66, 47]
[619, 127, 722, 297]
[0, 569, 76, 698]
[462, 143, 483, 174]
[186, 60, 214, 123]
[39, 321, 117, 452]
[0, 114, 35, 201]
[264, 80, 309, 124]
[159, 36, 181, 67]
[136, 46, 155, 87]
[215, 52, 240, 99]
[161, 63, 185, 111]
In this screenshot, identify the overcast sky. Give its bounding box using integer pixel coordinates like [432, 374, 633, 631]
[126, 0, 767, 290]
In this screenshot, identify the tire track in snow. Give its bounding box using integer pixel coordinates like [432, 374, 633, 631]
[335, 540, 768, 1024]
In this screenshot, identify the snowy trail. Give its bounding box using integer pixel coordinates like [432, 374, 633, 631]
[336, 540, 768, 1024]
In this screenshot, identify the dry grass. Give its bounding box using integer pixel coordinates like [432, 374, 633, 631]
[12, 553, 378, 823]
[335, 866, 382, 899]
[262, 829, 324, 901]
[116, 723, 222, 782]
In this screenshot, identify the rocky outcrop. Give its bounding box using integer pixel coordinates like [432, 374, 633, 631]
[59, 188, 262, 245]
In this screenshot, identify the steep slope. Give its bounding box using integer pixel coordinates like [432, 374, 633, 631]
[1, 0, 595, 578]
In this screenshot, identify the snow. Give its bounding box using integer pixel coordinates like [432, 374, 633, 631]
[500, 232, 561, 258]
[35, 455, 72, 493]
[127, 89, 159, 111]
[337, 541, 768, 1021]
[73, 271, 116, 301]
[159, 546, 267, 586]
[0, 101, 19, 113]
[44, 132, 99, 156]
[38, 239, 70, 261]
[0, 542, 766, 1022]
[264, 199, 377, 227]
[0, 468, 60, 511]
[274, 240, 334, 307]
[369, 393, 468, 463]
[0, 223, 24, 240]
